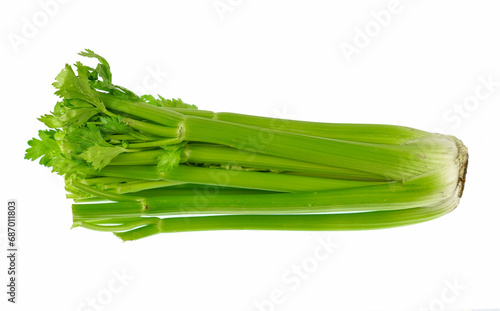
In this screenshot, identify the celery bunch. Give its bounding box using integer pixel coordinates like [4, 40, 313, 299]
[26, 50, 468, 241]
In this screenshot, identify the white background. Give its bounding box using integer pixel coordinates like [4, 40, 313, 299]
[1, 0, 499, 310]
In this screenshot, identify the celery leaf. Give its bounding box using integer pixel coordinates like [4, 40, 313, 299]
[80, 145, 127, 170]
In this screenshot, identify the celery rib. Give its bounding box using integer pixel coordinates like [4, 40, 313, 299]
[94, 164, 386, 193]
[112, 200, 457, 241]
[168, 107, 429, 145]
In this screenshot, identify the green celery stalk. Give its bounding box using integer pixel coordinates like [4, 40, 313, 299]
[92, 164, 386, 193]
[165, 107, 429, 145]
[105, 198, 457, 241]
[72, 165, 460, 221]
[109, 144, 388, 181]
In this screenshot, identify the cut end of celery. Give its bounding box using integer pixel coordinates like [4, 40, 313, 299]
[113, 232, 129, 243]
[70, 221, 82, 229]
[455, 138, 469, 198]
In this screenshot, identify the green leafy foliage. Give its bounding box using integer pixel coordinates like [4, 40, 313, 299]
[141, 94, 197, 109]
[38, 114, 64, 128]
[99, 116, 154, 141]
[60, 124, 110, 154]
[25, 130, 89, 175]
[53, 62, 107, 112]
[38, 99, 100, 128]
[80, 145, 127, 170]
[27, 50, 199, 197]
[52, 157, 89, 176]
[25, 130, 61, 167]
[78, 49, 142, 102]
[99, 115, 131, 134]
[50, 123, 127, 170]
[157, 143, 186, 173]
[78, 49, 112, 87]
